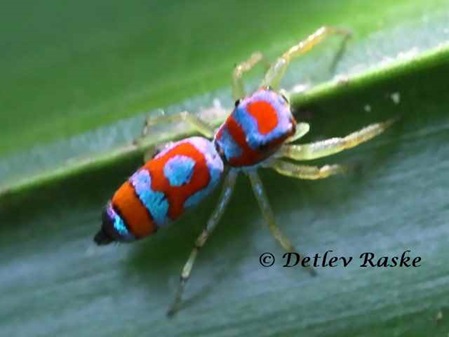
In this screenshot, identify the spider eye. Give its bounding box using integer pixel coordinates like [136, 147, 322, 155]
[234, 99, 241, 107]
[258, 143, 269, 151]
[289, 120, 296, 135]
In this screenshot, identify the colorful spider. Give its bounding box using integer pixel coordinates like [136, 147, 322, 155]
[94, 27, 393, 317]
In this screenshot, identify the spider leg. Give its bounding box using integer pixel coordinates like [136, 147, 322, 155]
[167, 170, 238, 317]
[135, 110, 215, 147]
[279, 119, 394, 161]
[136, 110, 215, 162]
[232, 52, 264, 100]
[247, 171, 316, 276]
[286, 122, 310, 143]
[270, 160, 346, 180]
[263, 26, 351, 89]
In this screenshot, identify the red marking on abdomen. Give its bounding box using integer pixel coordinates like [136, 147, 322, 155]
[112, 181, 156, 237]
[144, 142, 211, 219]
[247, 101, 278, 135]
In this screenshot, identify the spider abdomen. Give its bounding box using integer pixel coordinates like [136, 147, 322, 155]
[95, 137, 224, 244]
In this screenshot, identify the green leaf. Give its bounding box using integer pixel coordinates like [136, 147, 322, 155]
[1, 1, 449, 336]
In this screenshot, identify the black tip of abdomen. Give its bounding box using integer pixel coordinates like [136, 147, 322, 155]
[94, 228, 114, 245]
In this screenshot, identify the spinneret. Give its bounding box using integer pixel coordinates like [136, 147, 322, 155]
[94, 203, 135, 245]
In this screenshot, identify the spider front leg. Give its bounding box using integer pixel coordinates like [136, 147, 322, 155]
[279, 119, 394, 161]
[263, 26, 351, 89]
[232, 52, 264, 100]
[247, 171, 316, 276]
[287, 122, 310, 143]
[270, 160, 346, 180]
[167, 170, 238, 318]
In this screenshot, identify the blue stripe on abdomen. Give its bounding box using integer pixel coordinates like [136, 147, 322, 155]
[130, 169, 170, 227]
[107, 203, 135, 240]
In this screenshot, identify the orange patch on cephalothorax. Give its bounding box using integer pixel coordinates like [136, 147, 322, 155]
[226, 116, 263, 167]
[246, 101, 278, 135]
[143, 142, 210, 220]
[112, 181, 156, 238]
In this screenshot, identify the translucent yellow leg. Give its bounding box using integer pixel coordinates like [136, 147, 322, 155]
[270, 160, 346, 180]
[247, 171, 316, 276]
[135, 110, 215, 146]
[167, 170, 238, 317]
[286, 122, 310, 143]
[279, 119, 394, 161]
[263, 26, 351, 89]
[232, 52, 264, 100]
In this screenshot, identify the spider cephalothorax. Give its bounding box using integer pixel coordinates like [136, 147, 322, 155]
[214, 88, 296, 167]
